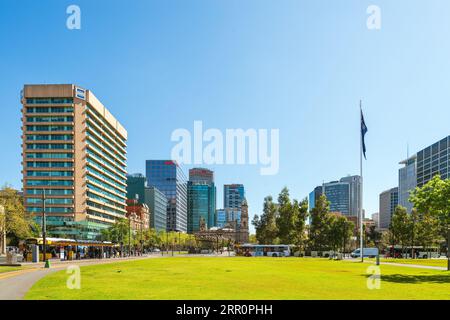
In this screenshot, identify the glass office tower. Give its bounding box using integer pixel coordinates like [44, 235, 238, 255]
[398, 155, 417, 213]
[308, 186, 323, 211]
[187, 168, 216, 233]
[321, 175, 361, 217]
[223, 184, 245, 209]
[145, 186, 168, 232]
[215, 208, 241, 228]
[379, 187, 399, 230]
[145, 160, 187, 232]
[416, 136, 450, 186]
[126, 173, 146, 204]
[323, 181, 350, 215]
[22, 84, 127, 240]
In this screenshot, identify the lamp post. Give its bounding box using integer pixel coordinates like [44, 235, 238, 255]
[172, 232, 174, 257]
[41, 189, 48, 266]
[166, 231, 169, 255]
[128, 216, 131, 257]
[0, 205, 6, 256]
[447, 227, 450, 272]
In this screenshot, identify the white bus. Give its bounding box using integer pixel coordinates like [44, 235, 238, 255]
[237, 244, 291, 257]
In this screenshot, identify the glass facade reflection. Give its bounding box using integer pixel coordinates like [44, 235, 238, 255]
[145, 160, 187, 232]
[187, 168, 216, 233]
[224, 184, 245, 209]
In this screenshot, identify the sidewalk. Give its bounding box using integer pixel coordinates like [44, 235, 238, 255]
[362, 259, 447, 271]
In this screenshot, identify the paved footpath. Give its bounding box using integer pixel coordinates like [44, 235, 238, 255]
[362, 259, 447, 271]
[0, 255, 158, 300]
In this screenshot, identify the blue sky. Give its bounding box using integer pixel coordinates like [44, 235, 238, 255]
[1, 0, 450, 232]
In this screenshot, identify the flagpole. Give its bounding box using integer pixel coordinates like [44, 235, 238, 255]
[360, 100, 364, 262]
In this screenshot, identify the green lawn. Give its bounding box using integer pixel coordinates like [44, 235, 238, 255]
[25, 257, 450, 300]
[0, 266, 22, 274]
[367, 258, 448, 268]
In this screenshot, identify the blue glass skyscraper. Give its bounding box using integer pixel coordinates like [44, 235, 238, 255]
[145, 160, 187, 232]
[187, 168, 216, 233]
[223, 184, 245, 209]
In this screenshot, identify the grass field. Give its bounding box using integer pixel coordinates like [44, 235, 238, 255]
[25, 257, 450, 300]
[367, 258, 448, 268]
[0, 266, 22, 274]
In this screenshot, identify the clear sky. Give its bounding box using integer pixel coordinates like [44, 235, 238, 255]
[1, 0, 450, 233]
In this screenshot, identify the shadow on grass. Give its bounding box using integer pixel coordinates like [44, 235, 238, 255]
[363, 273, 450, 284]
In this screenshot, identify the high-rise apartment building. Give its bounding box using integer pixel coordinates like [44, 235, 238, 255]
[223, 184, 245, 209]
[22, 84, 127, 240]
[145, 160, 187, 232]
[187, 168, 216, 233]
[379, 187, 399, 229]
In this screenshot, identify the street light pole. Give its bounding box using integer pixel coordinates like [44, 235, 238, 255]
[128, 217, 131, 257]
[447, 227, 450, 272]
[166, 231, 169, 255]
[0, 205, 5, 256]
[42, 190, 47, 264]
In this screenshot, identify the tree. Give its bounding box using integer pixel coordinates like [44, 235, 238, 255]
[248, 234, 258, 244]
[366, 225, 382, 248]
[276, 187, 294, 244]
[0, 186, 38, 246]
[410, 174, 449, 239]
[309, 195, 333, 251]
[252, 196, 279, 244]
[389, 206, 411, 257]
[275, 188, 308, 246]
[293, 198, 309, 249]
[416, 211, 440, 256]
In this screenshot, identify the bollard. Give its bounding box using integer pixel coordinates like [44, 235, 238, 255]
[376, 254, 380, 266]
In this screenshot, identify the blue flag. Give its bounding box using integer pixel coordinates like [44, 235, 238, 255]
[361, 109, 368, 159]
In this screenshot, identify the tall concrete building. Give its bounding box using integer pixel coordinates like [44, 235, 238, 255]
[321, 175, 361, 217]
[22, 84, 127, 240]
[187, 168, 216, 233]
[379, 187, 398, 230]
[145, 160, 187, 232]
[223, 184, 245, 209]
[398, 155, 417, 213]
[371, 212, 379, 229]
